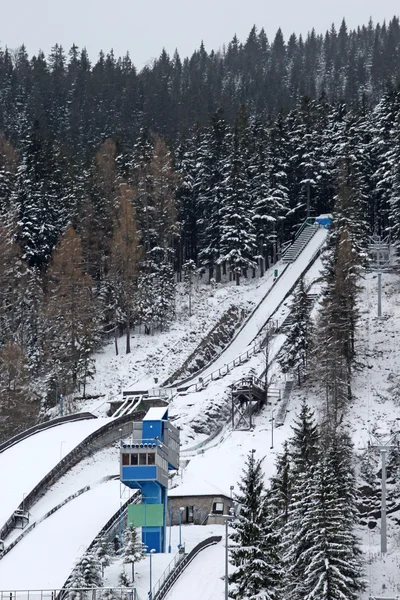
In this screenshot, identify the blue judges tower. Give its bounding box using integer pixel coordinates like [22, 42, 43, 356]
[120, 407, 180, 553]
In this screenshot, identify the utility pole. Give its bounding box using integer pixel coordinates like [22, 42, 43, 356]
[368, 431, 399, 554]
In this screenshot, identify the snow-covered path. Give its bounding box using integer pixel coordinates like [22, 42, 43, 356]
[0, 417, 110, 529]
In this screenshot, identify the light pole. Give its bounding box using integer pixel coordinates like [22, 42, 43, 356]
[178, 506, 184, 549]
[149, 548, 156, 600]
[119, 501, 123, 554]
[224, 511, 234, 600]
[270, 409, 275, 450]
[229, 486, 234, 510]
[168, 501, 173, 553]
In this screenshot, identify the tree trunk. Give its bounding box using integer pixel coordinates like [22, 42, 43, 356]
[126, 311, 131, 354]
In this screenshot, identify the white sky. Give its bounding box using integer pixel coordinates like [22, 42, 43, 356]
[1, 0, 399, 68]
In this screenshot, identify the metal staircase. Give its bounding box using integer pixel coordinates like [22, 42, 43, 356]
[282, 223, 318, 263]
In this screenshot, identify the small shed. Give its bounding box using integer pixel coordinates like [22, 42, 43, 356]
[168, 482, 232, 525]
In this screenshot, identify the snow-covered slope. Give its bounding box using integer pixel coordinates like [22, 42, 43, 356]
[0, 417, 110, 528]
[3, 238, 399, 599]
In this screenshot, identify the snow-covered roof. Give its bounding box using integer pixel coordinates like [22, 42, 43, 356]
[143, 407, 168, 421]
[169, 479, 230, 498]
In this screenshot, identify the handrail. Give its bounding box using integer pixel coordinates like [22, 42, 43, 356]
[0, 412, 96, 455]
[0, 588, 139, 600]
[153, 536, 222, 600]
[182, 320, 279, 394]
[168, 262, 288, 390]
[151, 550, 186, 599]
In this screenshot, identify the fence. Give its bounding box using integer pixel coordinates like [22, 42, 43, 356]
[0, 588, 139, 600]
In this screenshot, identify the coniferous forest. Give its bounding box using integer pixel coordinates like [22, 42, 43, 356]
[1, 16, 400, 410]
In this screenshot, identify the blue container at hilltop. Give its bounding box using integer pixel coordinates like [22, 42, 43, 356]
[315, 214, 332, 228]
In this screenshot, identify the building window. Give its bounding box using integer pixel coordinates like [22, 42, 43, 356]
[147, 453, 155, 465]
[130, 454, 138, 465]
[139, 454, 147, 465]
[122, 454, 130, 466]
[187, 506, 194, 523]
[212, 502, 224, 514]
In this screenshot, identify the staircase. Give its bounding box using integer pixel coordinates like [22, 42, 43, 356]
[282, 224, 318, 263]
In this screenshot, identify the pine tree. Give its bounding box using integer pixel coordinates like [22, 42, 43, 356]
[220, 118, 257, 284]
[277, 277, 312, 384]
[229, 451, 281, 600]
[95, 536, 112, 578]
[289, 401, 320, 473]
[122, 525, 145, 581]
[268, 441, 292, 527]
[281, 403, 320, 599]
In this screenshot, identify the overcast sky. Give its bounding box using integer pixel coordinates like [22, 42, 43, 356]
[1, 0, 399, 69]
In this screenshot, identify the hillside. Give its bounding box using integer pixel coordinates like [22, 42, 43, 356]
[70, 265, 400, 599]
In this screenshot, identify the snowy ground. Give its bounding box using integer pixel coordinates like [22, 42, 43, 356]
[2, 236, 399, 597]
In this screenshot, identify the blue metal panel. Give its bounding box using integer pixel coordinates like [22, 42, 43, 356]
[122, 466, 157, 481]
[143, 529, 162, 553]
[142, 420, 163, 441]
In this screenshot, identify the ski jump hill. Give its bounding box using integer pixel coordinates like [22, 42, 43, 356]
[0, 221, 328, 592]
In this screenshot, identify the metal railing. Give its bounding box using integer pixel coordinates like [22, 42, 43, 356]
[151, 550, 186, 599]
[152, 536, 222, 600]
[0, 588, 139, 600]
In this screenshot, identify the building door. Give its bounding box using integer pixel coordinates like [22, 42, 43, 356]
[186, 506, 194, 523]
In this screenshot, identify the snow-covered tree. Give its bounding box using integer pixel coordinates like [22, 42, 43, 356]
[299, 453, 364, 600]
[220, 120, 257, 285]
[95, 536, 112, 578]
[277, 277, 313, 384]
[289, 401, 320, 473]
[122, 525, 145, 582]
[229, 451, 282, 600]
[268, 441, 292, 527]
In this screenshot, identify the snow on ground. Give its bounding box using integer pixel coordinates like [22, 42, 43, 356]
[78, 228, 327, 416]
[0, 478, 129, 589]
[164, 542, 225, 600]
[3, 233, 398, 597]
[103, 524, 226, 600]
[81, 272, 263, 414]
[0, 417, 110, 528]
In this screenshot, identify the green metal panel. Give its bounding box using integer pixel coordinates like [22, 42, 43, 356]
[128, 503, 164, 527]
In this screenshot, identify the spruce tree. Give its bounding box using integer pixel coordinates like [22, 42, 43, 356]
[300, 453, 364, 600]
[277, 277, 312, 384]
[229, 451, 281, 600]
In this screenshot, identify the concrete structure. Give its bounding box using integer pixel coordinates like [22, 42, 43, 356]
[168, 485, 232, 526]
[120, 407, 180, 553]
